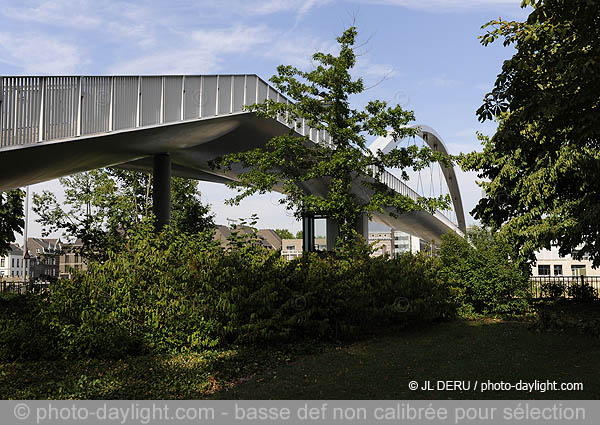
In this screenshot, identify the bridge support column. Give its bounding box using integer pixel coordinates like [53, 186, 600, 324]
[152, 153, 171, 230]
[302, 214, 315, 252]
[326, 218, 338, 251]
[354, 213, 368, 241]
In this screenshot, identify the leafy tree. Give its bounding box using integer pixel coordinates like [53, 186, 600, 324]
[0, 190, 24, 255]
[217, 27, 450, 252]
[274, 229, 294, 239]
[170, 177, 214, 235]
[461, 0, 600, 265]
[438, 226, 530, 316]
[33, 169, 213, 260]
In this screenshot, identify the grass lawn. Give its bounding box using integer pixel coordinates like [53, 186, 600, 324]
[1, 319, 599, 399]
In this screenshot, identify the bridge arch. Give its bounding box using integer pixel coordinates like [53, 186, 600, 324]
[369, 124, 466, 234]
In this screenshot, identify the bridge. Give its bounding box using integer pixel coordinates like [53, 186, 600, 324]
[0, 74, 466, 249]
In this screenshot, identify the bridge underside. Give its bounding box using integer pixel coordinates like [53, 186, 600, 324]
[0, 112, 459, 243]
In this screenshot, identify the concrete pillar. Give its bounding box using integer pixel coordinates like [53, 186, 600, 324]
[325, 218, 339, 251]
[152, 153, 171, 230]
[302, 214, 315, 252]
[354, 213, 369, 241]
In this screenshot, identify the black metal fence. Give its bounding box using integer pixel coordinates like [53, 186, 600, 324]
[530, 276, 600, 299]
[0, 280, 50, 294]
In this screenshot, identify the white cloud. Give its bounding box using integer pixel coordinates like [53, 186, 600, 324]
[417, 75, 461, 88]
[453, 128, 481, 139]
[475, 83, 492, 92]
[198, 181, 302, 231]
[223, 0, 334, 17]
[111, 25, 273, 74]
[0, 33, 86, 74]
[356, 0, 523, 12]
[265, 34, 338, 70]
[359, 63, 402, 79]
[2, 0, 102, 30]
[431, 75, 461, 88]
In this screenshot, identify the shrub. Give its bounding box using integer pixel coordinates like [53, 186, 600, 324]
[533, 299, 600, 337]
[0, 224, 457, 360]
[540, 280, 566, 299]
[437, 227, 531, 316]
[567, 279, 598, 301]
[0, 293, 58, 361]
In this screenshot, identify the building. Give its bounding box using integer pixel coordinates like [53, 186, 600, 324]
[533, 245, 599, 277]
[213, 225, 282, 250]
[0, 244, 29, 278]
[26, 238, 62, 282]
[369, 231, 393, 257]
[59, 239, 87, 279]
[281, 238, 327, 260]
[280, 230, 423, 260]
[368, 230, 422, 257]
[256, 229, 282, 251]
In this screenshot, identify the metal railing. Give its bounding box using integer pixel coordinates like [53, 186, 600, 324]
[0, 74, 331, 146]
[530, 275, 600, 299]
[0, 74, 459, 229]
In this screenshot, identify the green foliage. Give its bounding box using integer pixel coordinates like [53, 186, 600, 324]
[274, 229, 294, 239]
[438, 226, 531, 316]
[567, 280, 599, 301]
[0, 190, 24, 255]
[33, 169, 214, 261]
[539, 280, 566, 299]
[0, 224, 456, 361]
[217, 26, 451, 252]
[461, 0, 600, 265]
[169, 177, 214, 235]
[0, 293, 57, 361]
[534, 299, 600, 338]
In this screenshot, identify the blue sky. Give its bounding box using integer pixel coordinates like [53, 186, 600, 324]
[1, 0, 530, 237]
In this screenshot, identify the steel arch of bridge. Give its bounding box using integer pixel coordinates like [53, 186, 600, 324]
[369, 124, 466, 234]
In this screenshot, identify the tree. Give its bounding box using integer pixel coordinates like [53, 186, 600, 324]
[438, 226, 530, 316]
[0, 190, 24, 255]
[274, 229, 294, 239]
[461, 0, 600, 265]
[217, 27, 450, 252]
[170, 177, 214, 235]
[33, 169, 214, 260]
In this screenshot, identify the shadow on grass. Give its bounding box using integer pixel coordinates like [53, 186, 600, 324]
[2, 319, 599, 399]
[0, 345, 298, 399]
[211, 320, 600, 400]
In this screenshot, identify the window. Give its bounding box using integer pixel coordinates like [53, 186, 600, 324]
[538, 265, 551, 276]
[553, 265, 563, 276]
[0, 258, 4, 267]
[571, 265, 586, 276]
[11, 258, 14, 268]
[286, 245, 295, 250]
[16, 259, 19, 268]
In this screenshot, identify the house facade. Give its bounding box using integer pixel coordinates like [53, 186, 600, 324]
[281, 238, 327, 260]
[368, 230, 421, 257]
[0, 244, 28, 279]
[533, 245, 599, 277]
[59, 239, 88, 279]
[26, 238, 62, 282]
